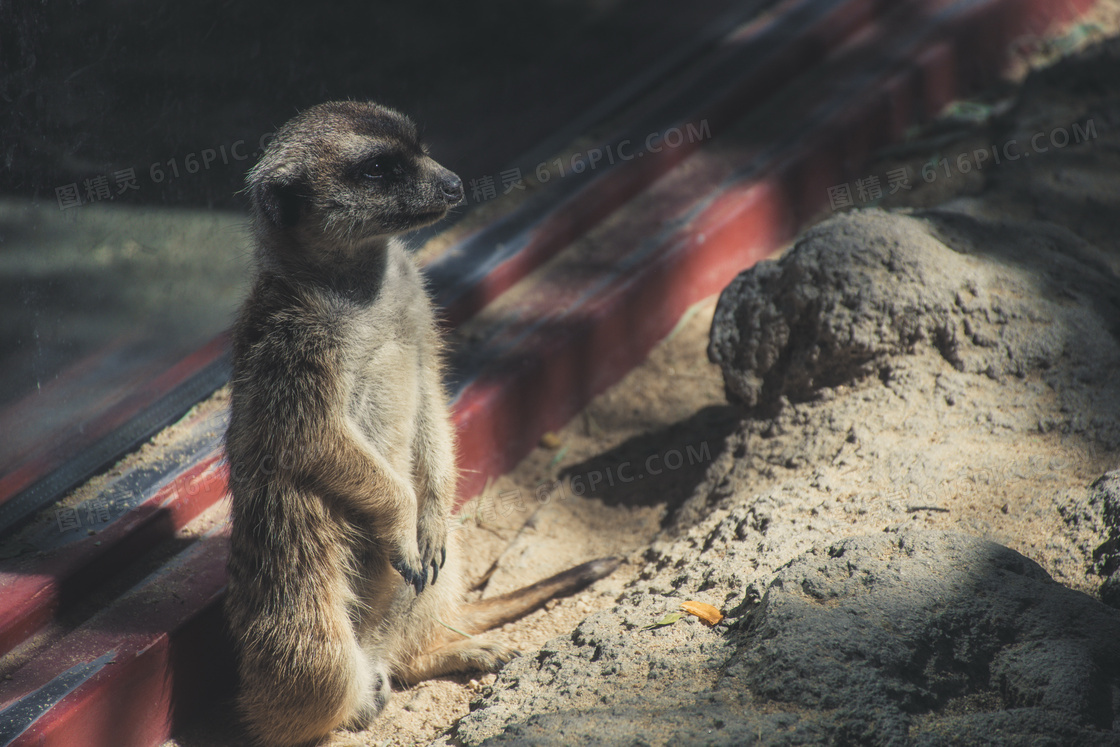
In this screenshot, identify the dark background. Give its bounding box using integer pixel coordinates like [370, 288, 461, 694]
[0, 0, 745, 207]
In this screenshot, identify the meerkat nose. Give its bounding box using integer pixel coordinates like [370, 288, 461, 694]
[439, 174, 464, 205]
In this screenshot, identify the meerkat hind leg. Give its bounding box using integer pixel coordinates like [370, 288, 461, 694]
[341, 659, 393, 732]
[396, 637, 519, 685]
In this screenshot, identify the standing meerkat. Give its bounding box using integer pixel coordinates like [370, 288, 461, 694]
[224, 101, 619, 746]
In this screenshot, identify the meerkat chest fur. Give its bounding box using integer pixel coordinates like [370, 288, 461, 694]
[340, 241, 436, 472]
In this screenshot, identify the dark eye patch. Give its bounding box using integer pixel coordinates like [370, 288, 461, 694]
[354, 151, 407, 182]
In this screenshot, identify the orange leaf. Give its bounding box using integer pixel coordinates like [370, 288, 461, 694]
[680, 600, 723, 626]
[539, 431, 563, 449]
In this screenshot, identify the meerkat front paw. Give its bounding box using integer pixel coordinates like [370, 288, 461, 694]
[391, 540, 427, 594]
[416, 512, 448, 586]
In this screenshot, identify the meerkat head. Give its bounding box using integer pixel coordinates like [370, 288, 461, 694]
[247, 101, 464, 266]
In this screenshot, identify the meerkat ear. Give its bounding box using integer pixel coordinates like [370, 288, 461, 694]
[255, 174, 305, 228]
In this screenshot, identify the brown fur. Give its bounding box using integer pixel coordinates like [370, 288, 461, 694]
[223, 101, 619, 746]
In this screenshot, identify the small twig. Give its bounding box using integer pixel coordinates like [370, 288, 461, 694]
[547, 446, 569, 470]
[436, 619, 475, 639]
[907, 505, 950, 513]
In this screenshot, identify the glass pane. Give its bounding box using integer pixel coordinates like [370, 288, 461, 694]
[0, 0, 749, 524]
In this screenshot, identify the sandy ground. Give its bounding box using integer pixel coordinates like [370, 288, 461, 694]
[163, 6, 1120, 746]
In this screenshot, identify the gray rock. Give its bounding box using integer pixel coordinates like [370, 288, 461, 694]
[455, 531, 1120, 746]
[1063, 471, 1120, 605]
[1100, 573, 1120, 610]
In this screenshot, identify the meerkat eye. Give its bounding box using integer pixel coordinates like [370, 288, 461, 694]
[359, 155, 407, 182]
[360, 159, 388, 180]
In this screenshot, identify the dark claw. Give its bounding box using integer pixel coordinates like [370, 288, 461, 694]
[440, 546, 447, 568]
[430, 559, 439, 586]
[392, 558, 425, 594]
[391, 558, 409, 584]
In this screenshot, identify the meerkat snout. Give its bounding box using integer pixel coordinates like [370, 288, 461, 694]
[438, 172, 464, 205]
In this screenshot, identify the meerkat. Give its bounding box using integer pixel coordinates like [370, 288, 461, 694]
[223, 101, 620, 747]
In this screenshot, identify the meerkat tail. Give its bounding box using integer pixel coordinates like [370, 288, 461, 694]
[455, 556, 622, 633]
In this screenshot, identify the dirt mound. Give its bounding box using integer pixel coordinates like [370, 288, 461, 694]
[708, 208, 1120, 419]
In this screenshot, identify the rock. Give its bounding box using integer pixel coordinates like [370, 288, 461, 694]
[1100, 574, 1120, 610]
[454, 531, 1120, 745]
[1063, 471, 1120, 594]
